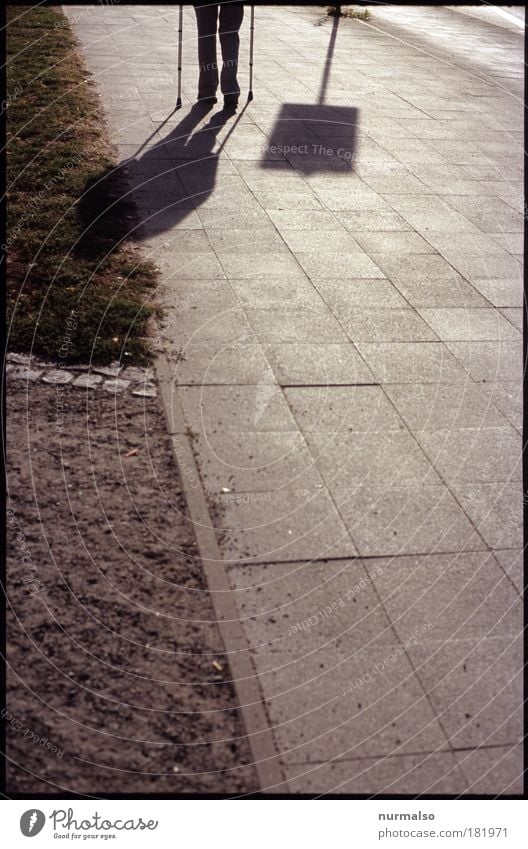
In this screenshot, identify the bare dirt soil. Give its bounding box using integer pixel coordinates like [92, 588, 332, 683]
[6, 381, 258, 796]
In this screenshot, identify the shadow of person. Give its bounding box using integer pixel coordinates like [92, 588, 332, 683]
[74, 102, 241, 260]
[123, 103, 242, 242]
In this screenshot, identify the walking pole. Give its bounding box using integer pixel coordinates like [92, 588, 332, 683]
[176, 5, 183, 108]
[247, 4, 254, 102]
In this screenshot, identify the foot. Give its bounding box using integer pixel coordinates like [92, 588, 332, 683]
[223, 94, 239, 109]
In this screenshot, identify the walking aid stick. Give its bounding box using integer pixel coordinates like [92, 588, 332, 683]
[176, 5, 183, 108]
[247, 4, 254, 101]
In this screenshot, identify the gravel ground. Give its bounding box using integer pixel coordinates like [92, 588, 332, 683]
[6, 380, 258, 795]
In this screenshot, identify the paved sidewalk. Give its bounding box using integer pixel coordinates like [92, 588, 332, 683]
[67, 4, 523, 795]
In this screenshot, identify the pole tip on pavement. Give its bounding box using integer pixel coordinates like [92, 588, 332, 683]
[247, 91, 253, 102]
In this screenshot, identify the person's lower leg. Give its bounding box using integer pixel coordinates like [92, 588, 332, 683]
[195, 5, 220, 99]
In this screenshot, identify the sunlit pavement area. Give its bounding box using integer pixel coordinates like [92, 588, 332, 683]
[67, 4, 523, 794]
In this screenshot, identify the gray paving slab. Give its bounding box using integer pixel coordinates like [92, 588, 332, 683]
[384, 383, 508, 430]
[338, 485, 486, 557]
[284, 386, 404, 433]
[415, 426, 522, 485]
[492, 550, 524, 596]
[284, 752, 469, 794]
[311, 278, 409, 310]
[365, 551, 522, 644]
[408, 636, 523, 749]
[215, 488, 357, 563]
[417, 308, 521, 341]
[262, 342, 375, 386]
[455, 745, 523, 795]
[447, 481, 523, 550]
[445, 341, 523, 382]
[254, 640, 451, 763]
[355, 342, 469, 384]
[177, 385, 297, 435]
[340, 307, 440, 343]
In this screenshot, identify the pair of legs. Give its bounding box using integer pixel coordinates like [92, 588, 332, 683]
[194, 2, 244, 102]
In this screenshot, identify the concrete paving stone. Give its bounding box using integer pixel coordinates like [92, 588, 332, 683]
[6, 353, 32, 365]
[279, 230, 363, 254]
[499, 309, 522, 336]
[392, 277, 490, 309]
[361, 173, 434, 195]
[166, 342, 276, 386]
[365, 551, 522, 644]
[318, 190, 393, 213]
[153, 252, 226, 279]
[415, 427, 521, 485]
[383, 195, 481, 234]
[369, 252, 472, 283]
[284, 386, 404, 433]
[384, 383, 507, 431]
[137, 208, 203, 232]
[468, 278, 523, 308]
[434, 252, 522, 285]
[421, 231, 509, 255]
[356, 342, 469, 384]
[168, 307, 254, 347]
[257, 640, 449, 763]
[294, 251, 386, 279]
[8, 366, 45, 382]
[487, 232, 524, 254]
[245, 308, 349, 343]
[177, 385, 297, 436]
[447, 481, 522, 550]
[157, 278, 238, 312]
[262, 342, 375, 386]
[445, 341, 523, 382]
[492, 550, 524, 597]
[443, 195, 523, 232]
[205, 229, 290, 255]
[252, 189, 323, 212]
[312, 278, 409, 310]
[482, 381, 522, 433]
[265, 209, 346, 231]
[333, 210, 412, 232]
[417, 308, 521, 342]
[197, 207, 276, 230]
[350, 231, 435, 255]
[219, 252, 306, 280]
[342, 308, 440, 344]
[192, 431, 324, 493]
[338, 485, 486, 558]
[409, 636, 523, 749]
[228, 560, 397, 658]
[305, 430, 442, 497]
[216, 488, 357, 564]
[455, 745, 523, 796]
[229, 277, 326, 312]
[284, 751, 469, 794]
[41, 369, 74, 385]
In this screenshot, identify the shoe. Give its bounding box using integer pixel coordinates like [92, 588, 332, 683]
[223, 94, 239, 109]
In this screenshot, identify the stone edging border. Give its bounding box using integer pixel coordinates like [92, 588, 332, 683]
[6, 353, 157, 398]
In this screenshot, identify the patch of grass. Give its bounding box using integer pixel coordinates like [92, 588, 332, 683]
[6, 5, 158, 364]
[327, 5, 370, 20]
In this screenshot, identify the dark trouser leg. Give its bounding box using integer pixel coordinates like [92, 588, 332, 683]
[194, 5, 219, 98]
[219, 2, 244, 97]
